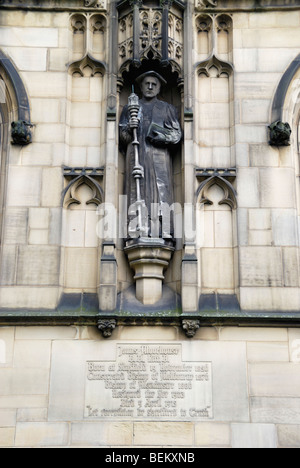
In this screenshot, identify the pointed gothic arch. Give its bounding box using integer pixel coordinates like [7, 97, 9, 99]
[0, 51, 33, 245]
[0, 50, 32, 124]
[62, 167, 104, 208]
[271, 53, 300, 123]
[196, 170, 237, 210]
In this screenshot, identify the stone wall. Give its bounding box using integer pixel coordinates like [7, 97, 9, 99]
[0, 5, 299, 312]
[0, 0, 300, 449]
[0, 325, 300, 448]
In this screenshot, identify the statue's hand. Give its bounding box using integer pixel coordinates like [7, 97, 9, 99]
[147, 122, 182, 147]
[151, 130, 166, 143]
[129, 117, 140, 129]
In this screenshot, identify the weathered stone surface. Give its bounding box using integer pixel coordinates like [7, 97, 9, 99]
[0, 1, 300, 449]
[231, 423, 277, 449]
[15, 422, 69, 447]
[16, 246, 60, 286]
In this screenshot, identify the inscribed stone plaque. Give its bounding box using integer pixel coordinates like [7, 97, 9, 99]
[84, 343, 212, 420]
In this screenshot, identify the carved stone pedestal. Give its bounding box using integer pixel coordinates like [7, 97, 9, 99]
[124, 239, 175, 306]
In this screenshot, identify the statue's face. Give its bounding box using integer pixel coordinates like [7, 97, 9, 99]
[141, 76, 161, 100]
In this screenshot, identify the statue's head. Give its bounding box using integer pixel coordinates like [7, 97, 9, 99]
[141, 75, 161, 100]
[136, 71, 167, 101]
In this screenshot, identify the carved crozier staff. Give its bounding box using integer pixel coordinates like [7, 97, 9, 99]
[128, 89, 146, 235]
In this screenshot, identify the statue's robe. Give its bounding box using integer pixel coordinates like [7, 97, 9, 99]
[119, 97, 182, 239]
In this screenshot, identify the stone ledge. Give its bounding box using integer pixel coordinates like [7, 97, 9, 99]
[0, 308, 300, 328]
[0, 291, 299, 327]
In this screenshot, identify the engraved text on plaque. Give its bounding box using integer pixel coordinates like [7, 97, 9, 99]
[85, 344, 213, 420]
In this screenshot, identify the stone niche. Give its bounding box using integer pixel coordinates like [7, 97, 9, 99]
[115, 0, 184, 310]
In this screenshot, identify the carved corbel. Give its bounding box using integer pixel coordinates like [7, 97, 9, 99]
[268, 120, 291, 147]
[11, 120, 33, 146]
[85, 0, 106, 8]
[97, 319, 117, 338]
[197, 0, 217, 8]
[181, 319, 200, 338]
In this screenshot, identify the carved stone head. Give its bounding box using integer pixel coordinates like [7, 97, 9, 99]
[136, 71, 167, 100]
[268, 120, 292, 146]
[11, 120, 32, 146]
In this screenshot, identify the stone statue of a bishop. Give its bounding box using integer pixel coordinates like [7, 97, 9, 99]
[119, 71, 182, 240]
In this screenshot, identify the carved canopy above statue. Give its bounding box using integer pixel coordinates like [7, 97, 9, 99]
[117, 0, 185, 84]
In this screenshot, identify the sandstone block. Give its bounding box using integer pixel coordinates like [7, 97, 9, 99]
[251, 397, 300, 424]
[16, 246, 60, 286]
[249, 363, 300, 397]
[0, 286, 59, 309]
[237, 168, 260, 207]
[260, 169, 295, 209]
[0, 328, 15, 368]
[0, 428, 15, 447]
[240, 287, 300, 311]
[0, 409, 16, 427]
[0, 246, 17, 285]
[71, 422, 133, 447]
[231, 423, 277, 448]
[4, 46, 47, 72]
[2, 208, 28, 245]
[134, 422, 194, 446]
[6, 167, 41, 207]
[271, 209, 298, 246]
[277, 425, 300, 448]
[0, 27, 58, 47]
[63, 247, 98, 290]
[201, 248, 235, 290]
[0, 368, 49, 396]
[241, 99, 270, 124]
[13, 341, 51, 368]
[15, 422, 69, 447]
[195, 422, 231, 447]
[240, 246, 282, 287]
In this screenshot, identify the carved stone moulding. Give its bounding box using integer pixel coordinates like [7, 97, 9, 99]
[196, 168, 237, 210]
[0, 51, 33, 144]
[85, 0, 106, 8]
[181, 319, 201, 338]
[117, 0, 185, 86]
[97, 318, 117, 338]
[196, 0, 218, 8]
[62, 166, 104, 208]
[197, 55, 233, 78]
[97, 317, 201, 338]
[68, 54, 106, 77]
[124, 238, 175, 306]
